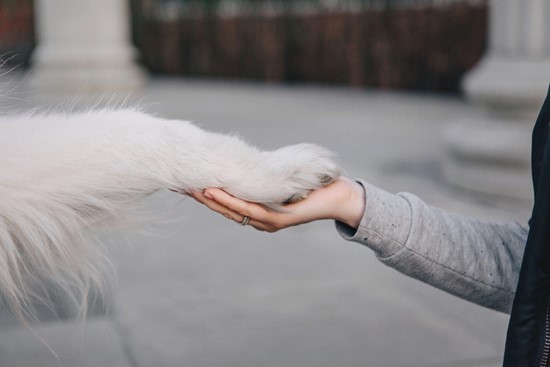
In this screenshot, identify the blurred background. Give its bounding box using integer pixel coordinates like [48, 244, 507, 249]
[0, 0, 549, 366]
[2, 0, 487, 91]
[130, 0, 487, 92]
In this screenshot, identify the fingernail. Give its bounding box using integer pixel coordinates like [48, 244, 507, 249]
[203, 191, 214, 199]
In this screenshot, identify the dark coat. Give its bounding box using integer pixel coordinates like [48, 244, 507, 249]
[503, 86, 550, 366]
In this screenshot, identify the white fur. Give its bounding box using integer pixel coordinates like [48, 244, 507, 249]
[0, 109, 340, 320]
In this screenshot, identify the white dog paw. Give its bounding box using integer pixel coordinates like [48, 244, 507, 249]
[229, 143, 341, 207]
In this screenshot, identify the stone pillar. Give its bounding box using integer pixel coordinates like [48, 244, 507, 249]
[444, 0, 550, 200]
[27, 0, 143, 317]
[30, 0, 145, 105]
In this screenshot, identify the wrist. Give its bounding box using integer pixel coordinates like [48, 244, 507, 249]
[333, 178, 366, 229]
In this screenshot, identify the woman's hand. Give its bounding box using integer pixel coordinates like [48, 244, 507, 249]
[190, 177, 366, 232]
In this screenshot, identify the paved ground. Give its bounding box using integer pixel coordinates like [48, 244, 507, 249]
[0, 78, 533, 367]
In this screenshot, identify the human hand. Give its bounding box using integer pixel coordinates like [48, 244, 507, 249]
[190, 177, 366, 232]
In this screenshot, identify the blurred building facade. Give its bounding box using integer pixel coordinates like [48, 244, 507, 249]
[2, 0, 487, 93]
[29, 0, 145, 105]
[444, 0, 550, 200]
[132, 0, 488, 92]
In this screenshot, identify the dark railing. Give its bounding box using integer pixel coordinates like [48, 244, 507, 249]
[131, 0, 488, 93]
[0, 0, 487, 93]
[0, 0, 34, 67]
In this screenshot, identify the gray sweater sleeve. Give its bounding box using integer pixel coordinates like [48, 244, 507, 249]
[335, 180, 528, 314]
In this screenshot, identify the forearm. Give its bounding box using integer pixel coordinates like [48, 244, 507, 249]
[336, 180, 528, 313]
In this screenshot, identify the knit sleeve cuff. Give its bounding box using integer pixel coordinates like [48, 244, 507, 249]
[335, 179, 413, 258]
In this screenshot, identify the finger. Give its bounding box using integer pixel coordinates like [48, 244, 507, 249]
[192, 191, 236, 218]
[196, 191, 289, 232]
[170, 188, 191, 196]
[204, 188, 255, 215]
[247, 219, 278, 232]
[192, 191, 246, 224]
[193, 191, 276, 231]
[205, 188, 300, 229]
[204, 188, 272, 221]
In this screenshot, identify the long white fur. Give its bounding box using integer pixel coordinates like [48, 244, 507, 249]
[0, 108, 340, 320]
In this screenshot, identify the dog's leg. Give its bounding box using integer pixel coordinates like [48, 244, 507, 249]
[0, 109, 340, 318]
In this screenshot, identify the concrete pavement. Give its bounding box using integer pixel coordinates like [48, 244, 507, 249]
[0, 78, 532, 367]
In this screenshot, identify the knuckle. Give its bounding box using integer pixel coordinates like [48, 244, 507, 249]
[252, 224, 267, 232]
[275, 220, 286, 229]
[237, 205, 252, 217]
[270, 220, 285, 231]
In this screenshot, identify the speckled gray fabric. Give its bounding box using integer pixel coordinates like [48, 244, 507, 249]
[336, 180, 528, 314]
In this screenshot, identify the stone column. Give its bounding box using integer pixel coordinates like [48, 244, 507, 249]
[30, 0, 145, 105]
[444, 0, 550, 200]
[27, 0, 144, 317]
